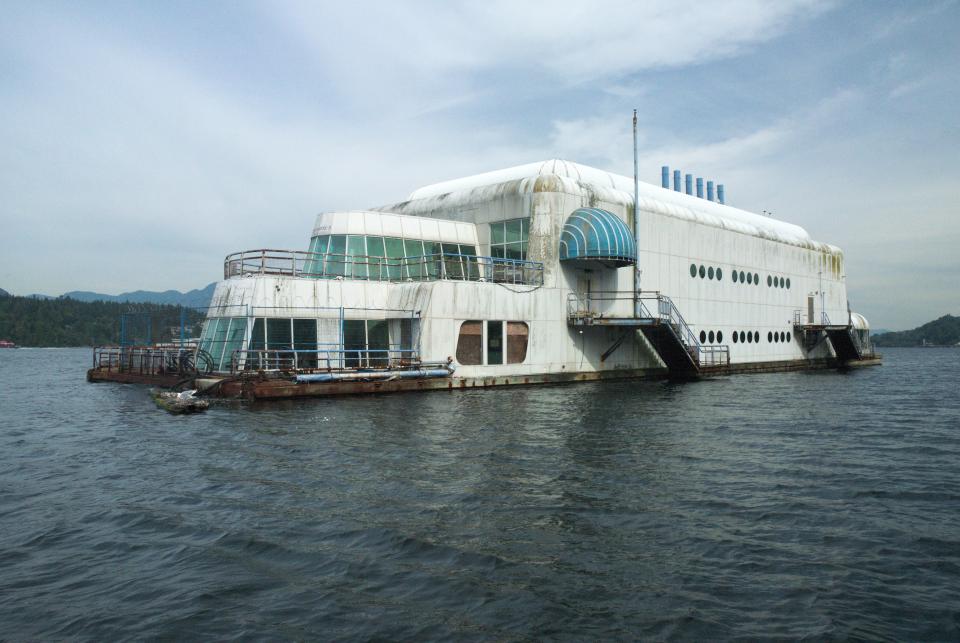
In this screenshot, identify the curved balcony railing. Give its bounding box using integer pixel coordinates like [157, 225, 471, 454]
[224, 249, 543, 286]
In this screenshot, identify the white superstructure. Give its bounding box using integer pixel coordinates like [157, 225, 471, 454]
[199, 159, 874, 385]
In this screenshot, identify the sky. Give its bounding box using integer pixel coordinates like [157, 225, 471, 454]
[1, 0, 958, 330]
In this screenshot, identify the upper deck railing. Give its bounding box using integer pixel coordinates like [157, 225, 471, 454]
[224, 249, 544, 286]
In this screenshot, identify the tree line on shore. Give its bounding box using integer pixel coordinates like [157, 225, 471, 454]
[0, 294, 206, 347]
[872, 315, 960, 347]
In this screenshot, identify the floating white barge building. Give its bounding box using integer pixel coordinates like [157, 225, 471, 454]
[145, 158, 880, 398]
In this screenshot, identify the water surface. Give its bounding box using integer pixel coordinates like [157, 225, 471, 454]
[1, 347, 958, 639]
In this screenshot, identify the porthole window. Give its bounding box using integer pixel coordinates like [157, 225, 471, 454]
[746, 272, 753, 284]
[708, 330, 715, 343]
[773, 277, 779, 288]
[786, 278, 791, 289]
[767, 275, 773, 287]
[754, 331, 760, 343]
[739, 270, 746, 283]
[740, 331, 746, 343]
[708, 266, 715, 280]
[690, 263, 697, 277]
[787, 332, 792, 342]
[700, 330, 707, 343]
[699, 265, 706, 278]
[747, 331, 753, 344]
[733, 332, 739, 343]
[732, 270, 739, 283]
[717, 330, 723, 343]
[780, 277, 785, 288]
[768, 331, 773, 343]
[774, 332, 779, 343]
[716, 268, 723, 281]
[753, 273, 759, 285]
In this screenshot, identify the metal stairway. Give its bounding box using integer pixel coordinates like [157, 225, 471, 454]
[567, 291, 729, 379]
[793, 311, 869, 364]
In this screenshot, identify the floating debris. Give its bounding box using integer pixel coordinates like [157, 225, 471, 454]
[151, 389, 209, 414]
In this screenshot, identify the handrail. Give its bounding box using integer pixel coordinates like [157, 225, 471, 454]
[224, 249, 544, 286]
[565, 290, 730, 368]
[230, 348, 426, 374]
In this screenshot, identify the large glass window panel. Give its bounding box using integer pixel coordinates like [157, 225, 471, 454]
[347, 235, 367, 279]
[460, 244, 479, 279]
[304, 235, 328, 277]
[384, 237, 405, 280]
[441, 243, 463, 279]
[210, 317, 230, 370]
[491, 221, 505, 245]
[424, 241, 442, 278]
[266, 318, 292, 352]
[505, 219, 523, 243]
[343, 320, 366, 368]
[456, 320, 483, 365]
[506, 242, 524, 261]
[327, 235, 347, 277]
[404, 239, 425, 279]
[293, 318, 318, 369]
[487, 320, 503, 365]
[366, 236, 386, 281]
[221, 317, 248, 371]
[247, 318, 265, 370]
[367, 320, 389, 368]
[506, 322, 528, 364]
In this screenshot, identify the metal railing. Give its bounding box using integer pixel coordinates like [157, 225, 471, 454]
[224, 249, 544, 286]
[91, 345, 214, 376]
[228, 347, 421, 373]
[566, 290, 730, 368]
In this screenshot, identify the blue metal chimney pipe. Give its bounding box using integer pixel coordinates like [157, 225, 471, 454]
[717, 184, 725, 204]
[685, 174, 693, 195]
[696, 177, 704, 198]
[707, 181, 715, 201]
[673, 170, 681, 192]
[661, 166, 669, 189]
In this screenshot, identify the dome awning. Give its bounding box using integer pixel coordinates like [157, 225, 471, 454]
[559, 207, 636, 267]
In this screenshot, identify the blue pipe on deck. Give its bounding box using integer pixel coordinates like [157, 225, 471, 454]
[696, 177, 704, 198]
[707, 180, 715, 201]
[673, 170, 681, 191]
[661, 166, 669, 189]
[717, 184, 725, 204]
[685, 173, 693, 195]
[296, 369, 452, 384]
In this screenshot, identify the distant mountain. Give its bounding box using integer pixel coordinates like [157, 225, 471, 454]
[0, 287, 9, 298]
[872, 315, 960, 347]
[61, 283, 216, 309]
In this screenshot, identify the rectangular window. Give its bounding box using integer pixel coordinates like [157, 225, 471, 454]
[490, 218, 528, 261]
[441, 243, 463, 279]
[506, 322, 528, 364]
[221, 318, 248, 371]
[328, 235, 347, 277]
[424, 241, 442, 278]
[366, 236, 386, 281]
[487, 320, 503, 365]
[384, 237, 405, 280]
[347, 235, 367, 279]
[293, 319, 317, 369]
[456, 320, 483, 365]
[305, 235, 329, 277]
[404, 239, 425, 279]
[459, 244, 480, 279]
[367, 320, 389, 368]
[343, 319, 366, 368]
[247, 318, 265, 370]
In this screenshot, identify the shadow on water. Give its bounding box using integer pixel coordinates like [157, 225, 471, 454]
[0, 348, 958, 639]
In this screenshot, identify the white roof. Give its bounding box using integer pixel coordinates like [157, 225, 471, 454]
[404, 159, 833, 250]
[312, 210, 477, 246]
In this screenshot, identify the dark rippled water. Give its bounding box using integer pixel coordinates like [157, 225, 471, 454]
[1, 348, 959, 639]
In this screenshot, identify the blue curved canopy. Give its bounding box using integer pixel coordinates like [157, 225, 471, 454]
[559, 207, 636, 267]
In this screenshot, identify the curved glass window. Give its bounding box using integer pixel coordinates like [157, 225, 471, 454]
[708, 266, 714, 280]
[699, 265, 706, 278]
[733, 270, 739, 283]
[690, 263, 697, 277]
[559, 209, 633, 265]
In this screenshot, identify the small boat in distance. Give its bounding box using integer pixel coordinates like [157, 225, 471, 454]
[0, 340, 18, 349]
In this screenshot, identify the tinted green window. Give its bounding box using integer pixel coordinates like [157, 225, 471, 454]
[347, 236, 367, 279]
[293, 319, 317, 369]
[327, 235, 347, 277]
[505, 219, 523, 243]
[441, 243, 463, 279]
[249, 318, 265, 351]
[491, 222, 505, 245]
[491, 218, 528, 260]
[424, 241, 442, 278]
[367, 320, 389, 367]
[266, 318, 292, 351]
[343, 320, 366, 368]
[404, 239, 425, 278]
[210, 318, 230, 367]
[366, 236, 386, 280]
[384, 237, 405, 280]
[305, 235, 328, 277]
[221, 318, 247, 370]
[460, 244, 479, 279]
